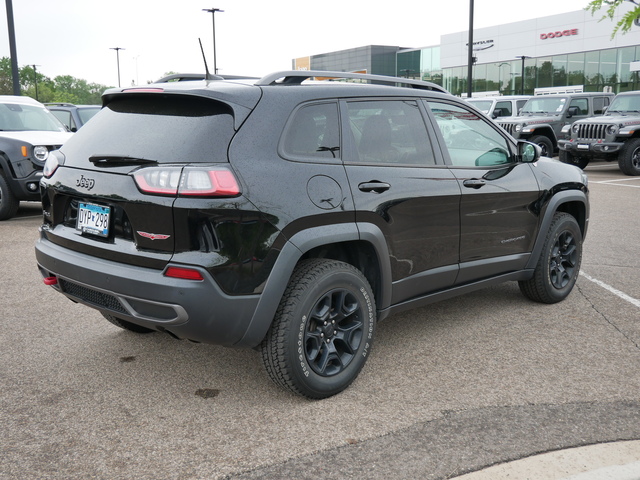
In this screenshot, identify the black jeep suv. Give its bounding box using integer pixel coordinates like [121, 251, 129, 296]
[36, 71, 589, 399]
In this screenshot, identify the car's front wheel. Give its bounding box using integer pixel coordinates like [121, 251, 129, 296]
[529, 135, 554, 158]
[618, 137, 640, 176]
[0, 173, 19, 221]
[559, 149, 589, 169]
[519, 212, 582, 304]
[260, 259, 376, 399]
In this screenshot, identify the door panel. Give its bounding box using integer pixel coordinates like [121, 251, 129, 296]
[342, 99, 461, 304]
[426, 100, 541, 282]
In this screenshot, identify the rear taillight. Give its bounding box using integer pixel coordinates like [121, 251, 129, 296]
[133, 166, 241, 197]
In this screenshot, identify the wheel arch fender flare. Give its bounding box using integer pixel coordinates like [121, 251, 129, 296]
[525, 190, 588, 270]
[234, 222, 393, 347]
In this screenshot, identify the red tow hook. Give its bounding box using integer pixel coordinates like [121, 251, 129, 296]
[43, 276, 58, 286]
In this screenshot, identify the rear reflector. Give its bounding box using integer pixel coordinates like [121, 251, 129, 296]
[164, 267, 204, 281]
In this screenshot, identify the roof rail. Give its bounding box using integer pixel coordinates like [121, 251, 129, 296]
[154, 73, 260, 83]
[255, 70, 449, 94]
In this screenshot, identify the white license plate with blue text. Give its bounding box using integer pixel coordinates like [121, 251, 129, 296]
[77, 203, 110, 237]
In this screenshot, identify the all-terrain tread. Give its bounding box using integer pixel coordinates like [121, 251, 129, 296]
[260, 259, 371, 398]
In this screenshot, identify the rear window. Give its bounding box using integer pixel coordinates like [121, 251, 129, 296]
[60, 95, 234, 166]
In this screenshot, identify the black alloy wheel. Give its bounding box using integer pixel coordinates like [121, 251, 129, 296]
[260, 259, 376, 399]
[519, 212, 583, 304]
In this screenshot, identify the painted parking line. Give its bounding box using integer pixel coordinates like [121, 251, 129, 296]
[580, 272, 640, 309]
[589, 177, 640, 188]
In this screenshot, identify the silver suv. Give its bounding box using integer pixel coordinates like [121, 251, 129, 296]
[497, 92, 614, 157]
[557, 90, 640, 175]
[466, 95, 530, 119]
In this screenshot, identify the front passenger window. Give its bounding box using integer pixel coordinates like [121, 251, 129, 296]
[428, 101, 512, 167]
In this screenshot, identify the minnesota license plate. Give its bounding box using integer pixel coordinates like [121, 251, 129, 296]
[77, 203, 110, 237]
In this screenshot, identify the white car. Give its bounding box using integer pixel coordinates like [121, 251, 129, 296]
[0, 95, 73, 220]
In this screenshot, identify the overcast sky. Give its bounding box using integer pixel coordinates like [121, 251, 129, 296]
[1, 0, 596, 87]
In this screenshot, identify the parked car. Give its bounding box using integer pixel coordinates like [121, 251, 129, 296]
[35, 71, 589, 399]
[557, 90, 640, 175]
[46, 103, 101, 132]
[466, 95, 530, 119]
[496, 92, 614, 157]
[0, 96, 73, 220]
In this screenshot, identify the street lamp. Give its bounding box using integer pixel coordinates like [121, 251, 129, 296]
[30, 64, 40, 101]
[516, 55, 530, 95]
[467, 0, 474, 98]
[203, 8, 224, 75]
[110, 47, 125, 87]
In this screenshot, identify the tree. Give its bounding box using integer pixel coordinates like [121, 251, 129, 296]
[587, 0, 640, 37]
[0, 57, 110, 104]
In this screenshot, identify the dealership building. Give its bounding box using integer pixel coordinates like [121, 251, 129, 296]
[293, 6, 640, 96]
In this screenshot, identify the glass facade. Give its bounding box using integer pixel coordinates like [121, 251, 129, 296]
[397, 46, 640, 96]
[309, 46, 400, 77]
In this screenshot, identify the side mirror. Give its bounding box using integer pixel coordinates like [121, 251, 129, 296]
[567, 106, 580, 118]
[518, 140, 540, 163]
[491, 108, 504, 119]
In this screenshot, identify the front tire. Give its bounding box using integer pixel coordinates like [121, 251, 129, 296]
[529, 135, 554, 158]
[260, 259, 376, 399]
[559, 150, 589, 169]
[0, 173, 19, 221]
[618, 137, 640, 176]
[519, 213, 582, 304]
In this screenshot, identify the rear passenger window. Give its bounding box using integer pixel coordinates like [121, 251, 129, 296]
[570, 98, 589, 115]
[593, 96, 610, 115]
[346, 100, 435, 166]
[281, 103, 340, 160]
[495, 101, 512, 116]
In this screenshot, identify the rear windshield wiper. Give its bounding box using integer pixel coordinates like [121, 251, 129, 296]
[89, 155, 158, 166]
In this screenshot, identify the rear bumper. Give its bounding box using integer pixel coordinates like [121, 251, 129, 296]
[35, 233, 261, 347]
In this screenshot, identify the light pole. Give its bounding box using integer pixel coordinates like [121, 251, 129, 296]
[467, 0, 474, 98]
[30, 64, 40, 101]
[516, 55, 530, 95]
[5, 0, 20, 95]
[110, 47, 125, 87]
[203, 8, 224, 75]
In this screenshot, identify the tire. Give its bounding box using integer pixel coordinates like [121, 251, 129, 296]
[559, 149, 589, 169]
[529, 135, 554, 158]
[260, 259, 376, 399]
[102, 313, 156, 333]
[618, 137, 640, 176]
[0, 173, 19, 221]
[519, 212, 582, 304]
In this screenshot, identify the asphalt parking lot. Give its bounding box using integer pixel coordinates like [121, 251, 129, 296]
[1, 160, 639, 480]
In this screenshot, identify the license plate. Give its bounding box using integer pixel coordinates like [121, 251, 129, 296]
[577, 144, 590, 150]
[77, 203, 110, 237]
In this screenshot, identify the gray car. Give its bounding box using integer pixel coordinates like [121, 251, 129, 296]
[497, 92, 614, 157]
[557, 90, 640, 175]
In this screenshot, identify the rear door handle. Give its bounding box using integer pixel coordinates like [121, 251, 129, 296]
[358, 181, 391, 193]
[463, 179, 486, 189]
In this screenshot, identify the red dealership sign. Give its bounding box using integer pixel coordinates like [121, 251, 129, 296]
[540, 29, 579, 40]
